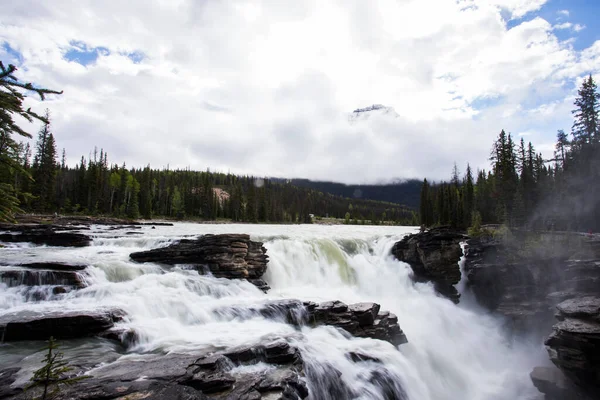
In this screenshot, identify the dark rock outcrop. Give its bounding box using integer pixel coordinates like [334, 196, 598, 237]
[5, 341, 309, 400]
[464, 236, 600, 333]
[0, 308, 125, 341]
[216, 299, 407, 346]
[0, 269, 86, 288]
[6, 262, 87, 271]
[306, 300, 407, 346]
[544, 297, 600, 397]
[130, 234, 269, 289]
[0, 224, 91, 247]
[529, 366, 590, 400]
[391, 227, 466, 303]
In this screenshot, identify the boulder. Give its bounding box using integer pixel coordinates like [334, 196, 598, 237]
[530, 366, 591, 400]
[130, 234, 269, 288]
[217, 299, 408, 346]
[7, 262, 87, 271]
[0, 229, 91, 247]
[181, 340, 307, 399]
[391, 227, 466, 303]
[0, 268, 86, 288]
[544, 296, 600, 397]
[0, 308, 125, 341]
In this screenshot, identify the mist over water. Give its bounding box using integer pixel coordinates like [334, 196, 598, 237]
[0, 223, 544, 399]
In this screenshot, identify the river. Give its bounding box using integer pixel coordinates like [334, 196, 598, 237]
[0, 223, 545, 399]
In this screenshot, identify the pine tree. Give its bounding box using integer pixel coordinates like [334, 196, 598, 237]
[0, 62, 61, 220]
[554, 130, 569, 169]
[32, 112, 58, 211]
[463, 164, 474, 227]
[26, 337, 88, 400]
[419, 178, 433, 227]
[571, 74, 600, 145]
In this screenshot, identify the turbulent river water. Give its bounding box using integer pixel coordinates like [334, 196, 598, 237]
[0, 223, 546, 399]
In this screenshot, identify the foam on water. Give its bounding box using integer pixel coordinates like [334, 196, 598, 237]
[0, 223, 543, 399]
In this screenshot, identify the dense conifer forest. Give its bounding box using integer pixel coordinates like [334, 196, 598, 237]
[420, 75, 600, 232]
[10, 141, 417, 224]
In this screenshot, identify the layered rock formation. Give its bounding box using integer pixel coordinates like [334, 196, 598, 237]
[391, 227, 466, 303]
[130, 234, 269, 290]
[544, 297, 600, 397]
[463, 235, 600, 333]
[530, 366, 589, 400]
[0, 228, 91, 247]
[218, 299, 407, 346]
[0, 308, 125, 341]
[461, 232, 600, 397]
[1, 333, 409, 400]
[306, 300, 407, 346]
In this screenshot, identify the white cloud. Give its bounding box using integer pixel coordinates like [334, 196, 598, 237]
[554, 22, 585, 32]
[554, 22, 572, 30]
[483, 0, 548, 18]
[0, 0, 596, 182]
[557, 9, 569, 17]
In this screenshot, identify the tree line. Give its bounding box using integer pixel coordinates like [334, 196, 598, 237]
[420, 75, 600, 232]
[14, 136, 416, 224]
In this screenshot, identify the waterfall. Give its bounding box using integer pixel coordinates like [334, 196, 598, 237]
[0, 223, 543, 399]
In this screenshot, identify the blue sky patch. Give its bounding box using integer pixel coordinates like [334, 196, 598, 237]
[64, 40, 109, 66]
[124, 51, 145, 64]
[1, 42, 24, 66]
[506, 0, 600, 51]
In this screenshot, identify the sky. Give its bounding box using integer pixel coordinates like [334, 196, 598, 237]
[1, 0, 599, 183]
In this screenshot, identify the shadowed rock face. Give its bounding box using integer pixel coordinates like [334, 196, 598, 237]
[216, 299, 408, 347]
[0, 308, 125, 341]
[130, 234, 269, 287]
[1, 333, 407, 400]
[0, 269, 86, 288]
[391, 227, 465, 303]
[464, 237, 600, 333]
[0, 231, 91, 247]
[544, 296, 600, 397]
[530, 366, 590, 400]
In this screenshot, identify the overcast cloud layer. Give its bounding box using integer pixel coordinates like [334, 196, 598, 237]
[1, 0, 599, 183]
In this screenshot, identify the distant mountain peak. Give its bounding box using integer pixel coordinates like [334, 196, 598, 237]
[352, 104, 388, 113]
[349, 104, 398, 121]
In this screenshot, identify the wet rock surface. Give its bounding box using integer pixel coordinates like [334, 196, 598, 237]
[391, 227, 466, 303]
[0, 230, 91, 247]
[0, 336, 408, 400]
[464, 237, 600, 333]
[544, 296, 600, 397]
[307, 300, 408, 346]
[130, 234, 269, 288]
[0, 268, 86, 288]
[217, 299, 407, 346]
[529, 366, 590, 400]
[0, 340, 309, 400]
[4, 262, 87, 271]
[0, 308, 125, 341]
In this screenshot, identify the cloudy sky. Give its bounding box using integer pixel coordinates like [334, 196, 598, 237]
[2, 0, 599, 183]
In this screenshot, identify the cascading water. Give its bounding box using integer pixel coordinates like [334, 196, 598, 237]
[0, 223, 544, 399]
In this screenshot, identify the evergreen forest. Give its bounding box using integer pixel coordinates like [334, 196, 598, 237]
[420, 75, 600, 232]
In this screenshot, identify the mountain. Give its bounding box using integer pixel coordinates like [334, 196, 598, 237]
[272, 178, 422, 210]
[349, 104, 399, 122]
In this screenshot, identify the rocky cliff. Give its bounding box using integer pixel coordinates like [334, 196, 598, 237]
[463, 233, 600, 333]
[130, 234, 270, 290]
[391, 227, 466, 303]
[543, 296, 600, 398]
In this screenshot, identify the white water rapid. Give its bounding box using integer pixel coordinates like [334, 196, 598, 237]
[0, 223, 544, 399]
